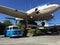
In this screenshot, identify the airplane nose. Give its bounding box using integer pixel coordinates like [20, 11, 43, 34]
[55, 4, 60, 8]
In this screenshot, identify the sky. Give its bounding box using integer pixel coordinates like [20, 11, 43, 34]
[0, 0, 60, 25]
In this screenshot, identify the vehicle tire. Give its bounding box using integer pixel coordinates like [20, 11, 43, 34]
[56, 31, 59, 35]
[4, 35, 7, 37]
[10, 36, 13, 38]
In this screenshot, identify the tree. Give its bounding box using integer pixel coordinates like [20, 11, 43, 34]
[3, 20, 12, 26]
[17, 23, 25, 30]
[0, 22, 6, 35]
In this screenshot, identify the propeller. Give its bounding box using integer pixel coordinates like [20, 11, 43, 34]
[47, 14, 56, 25]
[35, 8, 38, 11]
[50, 14, 55, 21]
[35, 8, 40, 14]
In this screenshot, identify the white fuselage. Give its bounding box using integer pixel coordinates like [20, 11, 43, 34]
[26, 4, 60, 21]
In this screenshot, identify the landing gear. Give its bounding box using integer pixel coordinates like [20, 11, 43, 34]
[23, 20, 28, 37]
[37, 21, 46, 34]
[41, 21, 45, 27]
[20, 20, 37, 36]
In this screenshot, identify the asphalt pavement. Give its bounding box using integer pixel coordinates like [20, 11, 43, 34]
[0, 35, 60, 45]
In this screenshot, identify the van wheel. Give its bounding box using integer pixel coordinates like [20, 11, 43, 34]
[4, 35, 7, 37]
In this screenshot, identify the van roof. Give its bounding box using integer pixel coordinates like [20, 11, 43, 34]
[7, 25, 18, 28]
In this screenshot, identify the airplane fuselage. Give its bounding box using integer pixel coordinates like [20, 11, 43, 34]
[26, 4, 60, 21]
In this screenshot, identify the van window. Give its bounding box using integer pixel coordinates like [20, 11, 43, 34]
[10, 28, 12, 30]
[13, 27, 18, 29]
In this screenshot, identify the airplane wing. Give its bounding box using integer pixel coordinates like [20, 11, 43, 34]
[0, 6, 27, 19]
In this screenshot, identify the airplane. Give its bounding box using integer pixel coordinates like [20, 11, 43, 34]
[0, 3, 60, 27]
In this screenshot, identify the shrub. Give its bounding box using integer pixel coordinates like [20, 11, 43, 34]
[28, 29, 43, 36]
[27, 29, 36, 36]
[28, 29, 36, 34]
[36, 30, 42, 35]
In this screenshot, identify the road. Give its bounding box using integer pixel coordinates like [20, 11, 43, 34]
[0, 35, 60, 45]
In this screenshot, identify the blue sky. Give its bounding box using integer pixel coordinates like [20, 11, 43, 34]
[0, 0, 60, 25]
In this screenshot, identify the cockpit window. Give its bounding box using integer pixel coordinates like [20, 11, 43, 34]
[47, 3, 50, 6]
[47, 3, 53, 6]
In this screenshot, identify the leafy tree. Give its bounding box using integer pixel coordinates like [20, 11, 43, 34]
[17, 23, 25, 30]
[3, 20, 12, 26]
[0, 22, 6, 35]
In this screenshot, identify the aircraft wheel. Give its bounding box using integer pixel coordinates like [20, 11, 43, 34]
[41, 21, 45, 27]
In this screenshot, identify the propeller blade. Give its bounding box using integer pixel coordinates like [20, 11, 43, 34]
[35, 8, 38, 11]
